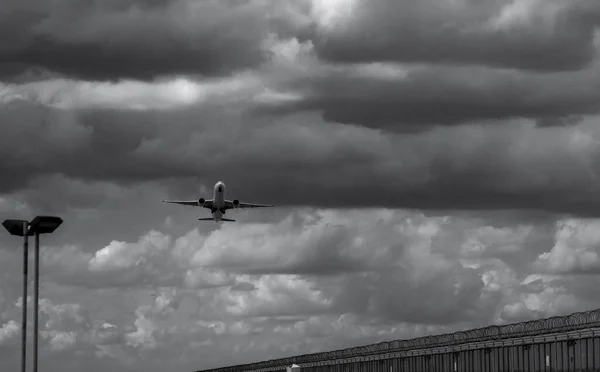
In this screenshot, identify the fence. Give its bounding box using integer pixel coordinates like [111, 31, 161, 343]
[196, 308, 600, 372]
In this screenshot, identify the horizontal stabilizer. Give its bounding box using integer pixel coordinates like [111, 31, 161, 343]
[220, 218, 236, 222]
[198, 218, 214, 221]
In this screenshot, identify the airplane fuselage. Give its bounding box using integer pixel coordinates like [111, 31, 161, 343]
[212, 181, 226, 222]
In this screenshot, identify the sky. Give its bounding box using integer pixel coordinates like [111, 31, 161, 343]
[0, 0, 600, 371]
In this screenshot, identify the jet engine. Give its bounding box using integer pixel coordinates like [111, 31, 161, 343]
[232, 199, 240, 208]
[198, 198, 205, 207]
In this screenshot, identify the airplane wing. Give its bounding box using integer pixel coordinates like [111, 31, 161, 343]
[225, 200, 274, 210]
[163, 199, 214, 209]
[198, 218, 236, 222]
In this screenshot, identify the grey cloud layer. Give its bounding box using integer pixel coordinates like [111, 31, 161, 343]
[0, 0, 307, 81]
[3, 101, 600, 216]
[2, 0, 599, 81]
[268, 63, 600, 128]
[1, 0, 599, 134]
[313, 0, 600, 71]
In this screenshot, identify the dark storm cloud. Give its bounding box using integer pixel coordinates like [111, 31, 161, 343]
[3, 101, 600, 216]
[261, 63, 600, 129]
[0, 101, 92, 185]
[0, 0, 304, 81]
[312, 0, 600, 72]
[1, 0, 598, 82]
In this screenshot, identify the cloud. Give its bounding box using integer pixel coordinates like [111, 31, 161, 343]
[0, 76, 261, 110]
[532, 218, 600, 274]
[0, 320, 19, 346]
[2, 102, 600, 216]
[254, 35, 600, 129]
[40, 229, 236, 290]
[0, 0, 312, 81]
[2, 209, 600, 371]
[19, 210, 581, 328]
[270, 61, 600, 128]
[0, 35, 310, 110]
[4, 29, 600, 132]
[1, 0, 598, 133]
[311, 0, 600, 71]
[1, 26, 599, 218]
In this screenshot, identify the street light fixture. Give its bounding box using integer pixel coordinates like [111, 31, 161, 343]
[2, 216, 63, 372]
[2, 219, 31, 236]
[29, 216, 63, 235]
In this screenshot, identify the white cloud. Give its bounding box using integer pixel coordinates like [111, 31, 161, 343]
[2, 209, 600, 371]
[0, 74, 264, 110]
[89, 230, 171, 272]
[488, 0, 567, 31]
[48, 331, 77, 351]
[310, 0, 358, 30]
[533, 218, 600, 273]
[221, 274, 332, 317]
[0, 320, 19, 346]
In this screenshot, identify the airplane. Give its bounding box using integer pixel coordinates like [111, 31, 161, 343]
[162, 181, 274, 222]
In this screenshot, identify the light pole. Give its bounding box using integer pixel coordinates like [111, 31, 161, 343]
[2, 219, 31, 372]
[28, 216, 63, 372]
[2, 216, 63, 372]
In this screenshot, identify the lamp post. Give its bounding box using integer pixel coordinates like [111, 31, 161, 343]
[28, 216, 62, 372]
[2, 219, 31, 372]
[2, 216, 63, 372]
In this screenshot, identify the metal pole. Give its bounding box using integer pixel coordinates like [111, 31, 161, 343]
[21, 221, 28, 372]
[33, 233, 40, 372]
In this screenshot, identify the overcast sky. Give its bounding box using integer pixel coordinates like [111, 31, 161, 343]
[1, 0, 600, 371]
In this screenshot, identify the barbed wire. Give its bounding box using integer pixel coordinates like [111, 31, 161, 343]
[196, 308, 600, 372]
